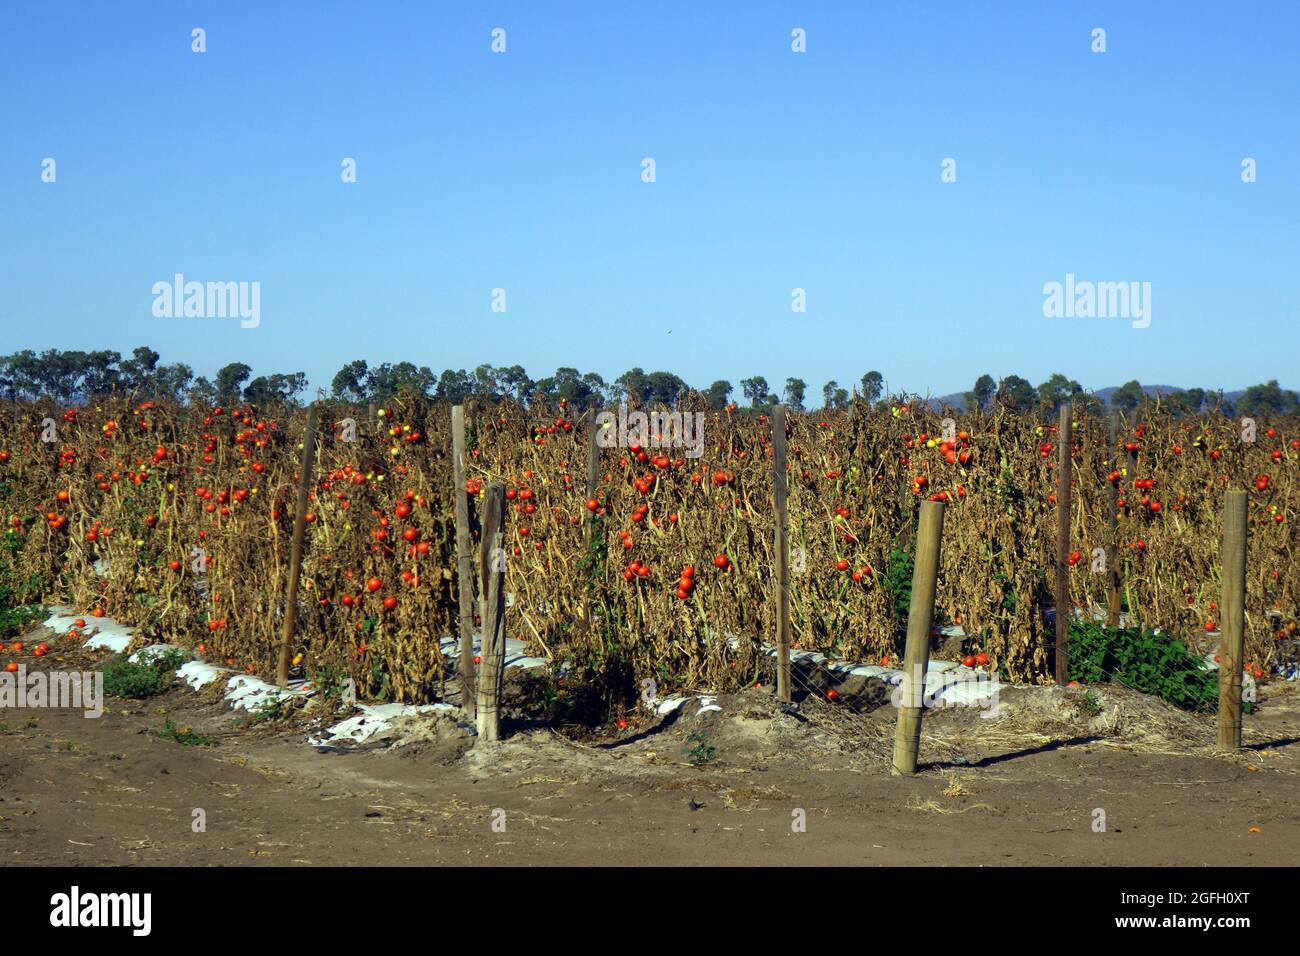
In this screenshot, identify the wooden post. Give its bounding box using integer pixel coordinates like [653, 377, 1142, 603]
[772, 405, 791, 703]
[277, 403, 319, 686]
[451, 405, 477, 717]
[1125, 410, 1139, 478]
[476, 483, 507, 741]
[1105, 409, 1121, 627]
[1218, 489, 1248, 750]
[583, 410, 601, 551]
[1055, 402, 1072, 684]
[891, 499, 946, 775]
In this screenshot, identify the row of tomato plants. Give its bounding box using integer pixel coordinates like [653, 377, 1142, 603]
[0, 396, 1295, 705]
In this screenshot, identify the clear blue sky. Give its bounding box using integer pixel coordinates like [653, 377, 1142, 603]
[3, 1, 1297, 399]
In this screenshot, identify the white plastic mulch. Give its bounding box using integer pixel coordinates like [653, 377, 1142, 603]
[44, 608, 132, 652]
[307, 702, 459, 747]
[48, 603, 1007, 744]
[731, 624, 1006, 711]
[436, 634, 548, 671]
[43, 605, 548, 747]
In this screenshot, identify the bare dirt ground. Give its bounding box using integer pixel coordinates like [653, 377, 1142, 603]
[3, 630, 1298, 867]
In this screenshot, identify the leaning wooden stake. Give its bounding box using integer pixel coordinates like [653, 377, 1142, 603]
[583, 410, 602, 551]
[1055, 402, 1072, 684]
[891, 499, 946, 775]
[1105, 408, 1122, 627]
[772, 404, 792, 703]
[277, 403, 320, 686]
[1217, 489, 1248, 750]
[476, 483, 507, 742]
[451, 405, 477, 717]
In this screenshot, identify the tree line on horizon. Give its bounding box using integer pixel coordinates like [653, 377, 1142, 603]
[0, 347, 1296, 418]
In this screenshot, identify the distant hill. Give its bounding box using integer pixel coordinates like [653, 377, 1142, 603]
[927, 385, 1248, 413]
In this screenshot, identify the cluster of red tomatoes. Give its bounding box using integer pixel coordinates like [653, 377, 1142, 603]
[902, 429, 975, 502]
[1, 637, 54, 672]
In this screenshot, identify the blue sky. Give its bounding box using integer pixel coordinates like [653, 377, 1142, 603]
[2, 1, 1297, 399]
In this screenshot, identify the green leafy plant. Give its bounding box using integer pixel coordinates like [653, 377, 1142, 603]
[1067, 620, 1217, 712]
[883, 547, 914, 619]
[0, 602, 44, 639]
[250, 695, 285, 724]
[102, 659, 169, 699]
[102, 648, 185, 699]
[684, 732, 716, 766]
[148, 648, 187, 672]
[157, 720, 216, 746]
[308, 664, 350, 701]
[1069, 689, 1103, 717]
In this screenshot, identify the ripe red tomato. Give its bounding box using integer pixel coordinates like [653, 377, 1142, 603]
[975, 652, 989, 666]
[962, 655, 976, 668]
[826, 689, 840, 702]
[713, 554, 729, 569]
[366, 576, 383, 592]
[382, 596, 397, 611]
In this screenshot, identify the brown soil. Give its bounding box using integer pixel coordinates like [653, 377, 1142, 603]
[2, 634, 1299, 867]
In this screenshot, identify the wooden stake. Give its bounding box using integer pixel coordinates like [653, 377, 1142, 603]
[583, 409, 601, 551]
[891, 499, 946, 775]
[476, 483, 507, 742]
[1218, 489, 1248, 750]
[1106, 408, 1122, 627]
[1055, 402, 1072, 684]
[276, 403, 319, 686]
[772, 405, 791, 703]
[451, 405, 477, 717]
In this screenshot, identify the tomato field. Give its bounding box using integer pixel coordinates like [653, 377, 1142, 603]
[1, 395, 1296, 714]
